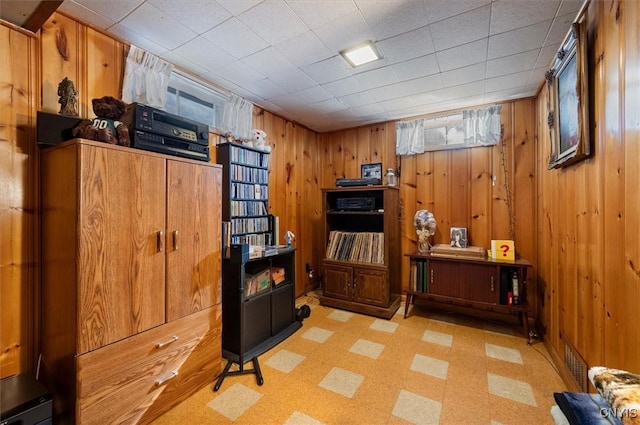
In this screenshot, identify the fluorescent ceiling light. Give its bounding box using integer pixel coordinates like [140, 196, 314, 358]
[341, 42, 381, 67]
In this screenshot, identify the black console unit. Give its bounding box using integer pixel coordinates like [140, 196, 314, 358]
[122, 103, 210, 161]
[0, 374, 52, 425]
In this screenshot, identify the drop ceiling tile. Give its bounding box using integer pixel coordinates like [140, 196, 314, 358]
[172, 36, 236, 71]
[441, 62, 486, 87]
[338, 91, 376, 108]
[202, 18, 269, 59]
[446, 80, 485, 100]
[217, 0, 262, 16]
[275, 31, 334, 67]
[244, 78, 287, 100]
[545, 12, 578, 46]
[210, 62, 264, 86]
[423, 0, 491, 24]
[355, 0, 429, 41]
[291, 85, 334, 104]
[119, 3, 198, 50]
[311, 10, 375, 53]
[310, 97, 348, 113]
[354, 67, 399, 90]
[147, 0, 231, 34]
[321, 77, 365, 98]
[161, 50, 210, 75]
[109, 23, 169, 56]
[486, 49, 539, 79]
[558, 0, 584, 17]
[301, 56, 352, 85]
[286, 0, 358, 29]
[411, 88, 447, 106]
[242, 47, 297, 78]
[488, 20, 552, 60]
[237, 0, 308, 46]
[269, 68, 317, 93]
[73, 0, 143, 22]
[436, 39, 488, 72]
[490, 0, 559, 35]
[401, 73, 444, 95]
[367, 83, 409, 103]
[376, 26, 435, 65]
[392, 54, 440, 82]
[485, 70, 530, 93]
[378, 96, 417, 112]
[527, 66, 549, 89]
[351, 103, 386, 117]
[535, 44, 561, 69]
[430, 5, 491, 52]
[58, 1, 114, 29]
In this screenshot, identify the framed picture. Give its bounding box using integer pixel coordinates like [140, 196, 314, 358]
[361, 162, 382, 180]
[450, 227, 467, 248]
[546, 17, 590, 169]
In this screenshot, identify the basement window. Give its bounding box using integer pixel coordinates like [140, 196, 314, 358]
[166, 72, 228, 132]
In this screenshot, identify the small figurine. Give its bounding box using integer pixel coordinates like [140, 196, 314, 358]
[57, 77, 79, 117]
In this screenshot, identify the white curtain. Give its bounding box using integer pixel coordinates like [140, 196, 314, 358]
[221, 93, 254, 141]
[395, 118, 425, 155]
[462, 105, 502, 146]
[122, 45, 173, 109]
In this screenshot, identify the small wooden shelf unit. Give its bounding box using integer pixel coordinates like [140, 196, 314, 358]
[405, 252, 535, 343]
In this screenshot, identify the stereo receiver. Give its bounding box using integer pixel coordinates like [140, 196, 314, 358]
[335, 197, 376, 211]
[122, 103, 210, 161]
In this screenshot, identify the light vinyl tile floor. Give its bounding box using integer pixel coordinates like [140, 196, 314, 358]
[152, 295, 566, 425]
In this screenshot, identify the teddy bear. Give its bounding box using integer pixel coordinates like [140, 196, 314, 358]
[243, 128, 271, 152]
[72, 96, 130, 147]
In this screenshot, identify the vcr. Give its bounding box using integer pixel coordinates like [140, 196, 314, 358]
[122, 103, 210, 161]
[335, 197, 376, 211]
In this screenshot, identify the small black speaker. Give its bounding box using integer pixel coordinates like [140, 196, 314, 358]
[295, 304, 311, 322]
[230, 244, 249, 264]
[37, 111, 83, 146]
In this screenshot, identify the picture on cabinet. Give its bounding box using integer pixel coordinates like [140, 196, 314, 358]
[450, 227, 468, 248]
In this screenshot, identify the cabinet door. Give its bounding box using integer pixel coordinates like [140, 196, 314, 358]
[78, 145, 166, 354]
[352, 268, 388, 306]
[460, 264, 498, 304]
[429, 260, 462, 298]
[166, 160, 222, 322]
[323, 263, 352, 300]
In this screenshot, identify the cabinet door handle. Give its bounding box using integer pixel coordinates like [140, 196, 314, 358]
[173, 230, 179, 251]
[155, 335, 179, 349]
[155, 370, 178, 386]
[157, 231, 164, 253]
[490, 276, 495, 292]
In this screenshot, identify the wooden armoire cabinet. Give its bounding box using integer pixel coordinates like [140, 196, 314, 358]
[40, 139, 223, 424]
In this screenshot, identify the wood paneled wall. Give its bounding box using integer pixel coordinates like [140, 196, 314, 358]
[536, 0, 640, 378]
[0, 22, 39, 379]
[318, 101, 538, 312]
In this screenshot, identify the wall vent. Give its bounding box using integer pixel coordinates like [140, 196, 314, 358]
[564, 339, 588, 392]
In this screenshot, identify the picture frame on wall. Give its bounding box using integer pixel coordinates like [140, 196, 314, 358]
[450, 227, 468, 248]
[546, 16, 590, 169]
[361, 162, 382, 180]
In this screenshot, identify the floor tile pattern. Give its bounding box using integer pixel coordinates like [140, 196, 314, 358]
[153, 295, 566, 425]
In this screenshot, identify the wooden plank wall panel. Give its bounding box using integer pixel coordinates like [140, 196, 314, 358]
[40, 14, 79, 113]
[0, 24, 38, 378]
[600, 0, 626, 370]
[492, 103, 513, 241]
[449, 149, 470, 239]
[622, 0, 640, 373]
[535, 0, 640, 377]
[469, 147, 491, 250]
[83, 27, 124, 113]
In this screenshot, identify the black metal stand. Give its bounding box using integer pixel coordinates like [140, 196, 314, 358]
[214, 357, 263, 392]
